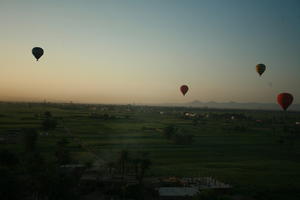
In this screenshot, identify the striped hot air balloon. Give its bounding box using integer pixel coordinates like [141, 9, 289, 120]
[256, 64, 266, 76]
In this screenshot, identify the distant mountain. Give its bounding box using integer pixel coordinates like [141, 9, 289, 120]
[158, 100, 300, 111]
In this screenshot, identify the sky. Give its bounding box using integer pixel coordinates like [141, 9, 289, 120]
[0, 0, 300, 104]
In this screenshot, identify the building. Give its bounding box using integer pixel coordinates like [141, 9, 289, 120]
[158, 187, 199, 200]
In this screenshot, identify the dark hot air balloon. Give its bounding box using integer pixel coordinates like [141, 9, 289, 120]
[32, 47, 44, 61]
[256, 64, 266, 76]
[180, 85, 189, 96]
[277, 93, 293, 111]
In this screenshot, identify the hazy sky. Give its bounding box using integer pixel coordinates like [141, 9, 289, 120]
[1, 0, 300, 104]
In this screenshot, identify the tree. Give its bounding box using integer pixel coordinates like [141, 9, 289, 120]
[132, 152, 152, 184]
[163, 125, 177, 139]
[103, 113, 110, 120]
[163, 125, 194, 145]
[138, 157, 151, 184]
[172, 133, 194, 145]
[42, 111, 57, 131]
[107, 161, 116, 176]
[44, 111, 52, 118]
[42, 117, 57, 131]
[25, 153, 46, 200]
[0, 150, 22, 200]
[45, 166, 81, 200]
[55, 138, 71, 165]
[119, 149, 129, 177]
[0, 168, 23, 200]
[0, 149, 19, 168]
[22, 128, 38, 153]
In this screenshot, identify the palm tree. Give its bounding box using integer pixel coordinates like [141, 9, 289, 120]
[138, 158, 151, 184]
[134, 151, 152, 184]
[107, 161, 116, 176]
[119, 150, 129, 177]
[130, 157, 141, 179]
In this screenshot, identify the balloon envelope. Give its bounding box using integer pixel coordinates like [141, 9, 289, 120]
[256, 64, 266, 76]
[32, 47, 44, 61]
[277, 93, 293, 111]
[180, 85, 189, 96]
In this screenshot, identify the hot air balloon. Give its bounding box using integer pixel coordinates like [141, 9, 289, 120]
[180, 85, 189, 96]
[32, 47, 44, 61]
[277, 93, 293, 111]
[256, 64, 266, 76]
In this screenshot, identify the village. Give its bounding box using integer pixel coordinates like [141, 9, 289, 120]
[61, 163, 232, 200]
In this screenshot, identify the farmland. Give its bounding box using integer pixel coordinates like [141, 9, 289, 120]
[1, 102, 300, 199]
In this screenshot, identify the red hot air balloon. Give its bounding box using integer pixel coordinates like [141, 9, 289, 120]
[277, 93, 293, 111]
[180, 85, 189, 96]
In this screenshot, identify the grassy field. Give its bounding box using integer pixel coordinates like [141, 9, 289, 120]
[1, 102, 300, 199]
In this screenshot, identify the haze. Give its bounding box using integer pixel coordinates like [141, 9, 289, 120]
[1, 0, 300, 104]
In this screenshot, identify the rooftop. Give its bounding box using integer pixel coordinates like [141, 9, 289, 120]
[158, 187, 198, 197]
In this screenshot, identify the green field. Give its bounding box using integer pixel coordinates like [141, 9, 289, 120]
[1, 102, 300, 199]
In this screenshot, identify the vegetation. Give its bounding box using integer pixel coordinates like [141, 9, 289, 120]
[0, 102, 300, 199]
[163, 125, 195, 144]
[41, 111, 57, 131]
